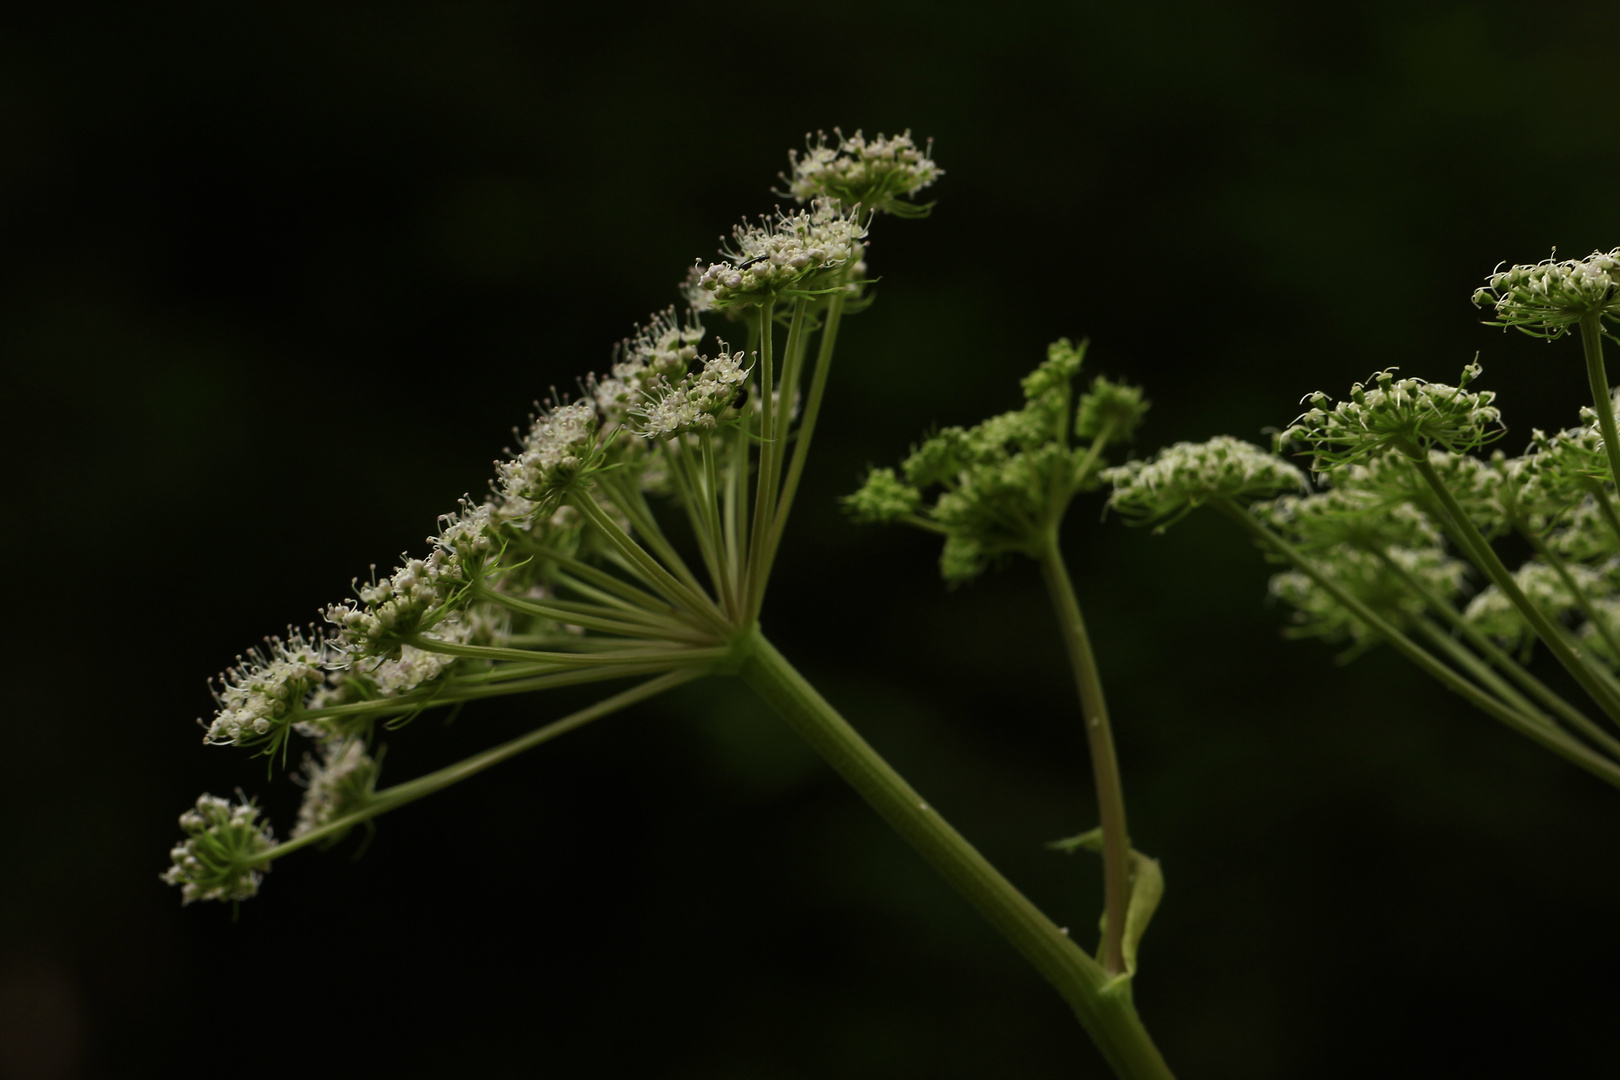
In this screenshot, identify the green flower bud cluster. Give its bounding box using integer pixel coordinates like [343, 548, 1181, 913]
[1102, 436, 1305, 529]
[161, 794, 276, 905]
[697, 198, 866, 309]
[845, 339, 1149, 582]
[1270, 545, 1468, 652]
[1280, 365, 1503, 470]
[1473, 248, 1620, 340]
[784, 128, 942, 218]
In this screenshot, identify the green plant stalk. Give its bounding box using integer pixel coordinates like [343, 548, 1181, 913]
[569, 492, 731, 635]
[765, 292, 846, 575]
[1033, 532, 1131, 979]
[743, 298, 778, 619]
[259, 670, 704, 862]
[1409, 456, 1620, 726]
[1215, 499, 1620, 788]
[1579, 313, 1620, 489]
[1372, 548, 1620, 758]
[1413, 617, 1558, 734]
[735, 628, 1175, 1079]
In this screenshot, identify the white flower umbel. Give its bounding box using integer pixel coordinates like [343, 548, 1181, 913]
[631, 347, 751, 439]
[494, 398, 599, 511]
[202, 629, 329, 746]
[293, 739, 380, 840]
[784, 128, 942, 216]
[697, 198, 866, 309]
[1473, 248, 1620, 340]
[1281, 365, 1503, 471]
[1270, 544, 1469, 650]
[162, 793, 276, 905]
[1463, 560, 1605, 651]
[1103, 436, 1307, 528]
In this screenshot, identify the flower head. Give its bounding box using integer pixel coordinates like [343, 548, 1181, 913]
[630, 346, 752, 440]
[1280, 365, 1503, 470]
[293, 739, 381, 841]
[783, 129, 941, 217]
[696, 199, 866, 309]
[1103, 436, 1307, 528]
[162, 793, 276, 905]
[1473, 248, 1620, 339]
[493, 398, 599, 510]
[202, 628, 329, 747]
[1271, 545, 1468, 653]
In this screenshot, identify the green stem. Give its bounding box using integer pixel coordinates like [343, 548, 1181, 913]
[1372, 548, 1620, 759]
[1412, 617, 1557, 734]
[1579, 314, 1620, 488]
[474, 586, 713, 643]
[1215, 499, 1620, 789]
[1410, 456, 1620, 726]
[736, 629, 1175, 1079]
[260, 671, 702, 861]
[765, 292, 846, 577]
[569, 491, 731, 635]
[405, 634, 727, 669]
[1523, 528, 1620, 665]
[1033, 533, 1131, 978]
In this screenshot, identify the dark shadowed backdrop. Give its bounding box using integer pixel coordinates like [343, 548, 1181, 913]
[4, 2, 1619, 1077]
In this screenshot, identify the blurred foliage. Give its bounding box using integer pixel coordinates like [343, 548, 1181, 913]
[5, 2, 1620, 1077]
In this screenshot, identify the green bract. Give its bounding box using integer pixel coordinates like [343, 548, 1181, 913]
[1473, 248, 1620, 340]
[1102, 436, 1305, 529]
[1280, 365, 1503, 470]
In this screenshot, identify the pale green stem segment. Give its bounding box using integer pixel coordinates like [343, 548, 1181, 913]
[763, 292, 846, 581]
[404, 634, 728, 669]
[569, 491, 731, 636]
[258, 671, 703, 862]
[1412, 618, 1559, 734]
[1214, 499, 1620, 789]
[1409, 456, 1620, 727]
[1373, 549, 1620, 759]
[1578, 313, 1620, 490]
[1032, 533, 1131, 979]
[742, 298, 778, 620]
[1048, 828, 1164, 979]
[735, 628, 1176, 1080]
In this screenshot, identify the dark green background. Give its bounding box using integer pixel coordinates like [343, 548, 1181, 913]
[5, 2, 1619, 1076]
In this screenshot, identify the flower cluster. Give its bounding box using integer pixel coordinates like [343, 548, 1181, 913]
[1473, 248, 1620, 339]
[293, 739, 381, 840]
[783, 129, 942, 216]
[1464, 560, 1610, 653]
[697, 199, 866, 308]
[202, 629, 328, 746]
[1280, 365, 1503, 471]
[1270, 545, 1469, 651]
[494, 399, 599, 510]
[162, 794, 276, 905]
[846, 339, 1150, 582]
[631, 347, 751, 439]
[1103, 436, 1306, 528]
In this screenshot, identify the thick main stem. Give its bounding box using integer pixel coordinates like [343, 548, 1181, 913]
[1579, 314, 1620, 490]
[1034, 533, 1131, 978]
[736, 629, 1176, 1079]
